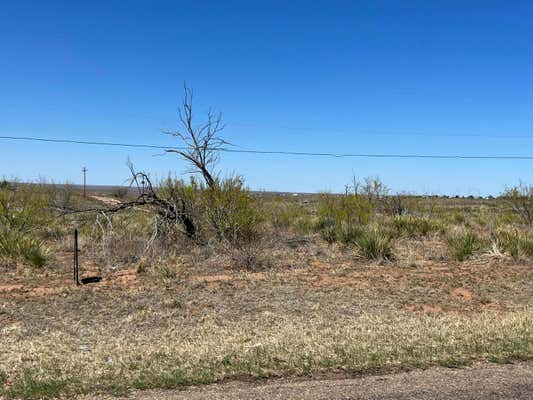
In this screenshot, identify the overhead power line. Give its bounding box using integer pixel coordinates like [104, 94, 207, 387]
[1, 135, 533, 160]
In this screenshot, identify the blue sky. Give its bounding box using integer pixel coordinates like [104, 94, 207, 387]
[1, 0, 533, 195]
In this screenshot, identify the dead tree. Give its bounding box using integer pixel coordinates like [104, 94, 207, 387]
[164, 83, 228, 189]
[126, 163, 196, 237]
[58, 85, 227, 240]
[59, 164, 197, 238]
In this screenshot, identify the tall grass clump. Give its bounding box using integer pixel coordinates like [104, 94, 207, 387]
[353, 228, 395, 262]
[494, 229, 533, 260]
[447, 231, 483, 261]
[387, 216, 444, 238]
[0, 182, 50, 267]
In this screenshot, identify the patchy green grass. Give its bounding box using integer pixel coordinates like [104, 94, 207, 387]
[2, 184, 533, 399]
[1, 310, 531, 399]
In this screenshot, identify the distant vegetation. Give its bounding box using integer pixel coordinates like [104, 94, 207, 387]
[3, 175, 533, 271]
[2, 87, 533, 400]
[2, 87, 533, 272]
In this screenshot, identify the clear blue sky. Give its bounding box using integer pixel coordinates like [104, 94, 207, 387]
[1, 0, 533, 195]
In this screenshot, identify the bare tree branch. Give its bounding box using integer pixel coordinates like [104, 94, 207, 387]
[58, 164, 197, 238]
[163, 83, 228, 189]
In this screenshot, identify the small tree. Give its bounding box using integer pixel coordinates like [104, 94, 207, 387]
[502, 181, 533, 226]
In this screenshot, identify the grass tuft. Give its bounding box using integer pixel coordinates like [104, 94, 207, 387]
[353, 229, 395, 261]
[447, 232, 483, 261]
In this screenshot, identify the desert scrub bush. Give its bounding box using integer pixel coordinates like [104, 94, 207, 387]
[263, 199, 313, 233]
[318, 222, 365, 244]
[447, 231, 484, 261]
[158, 175, 261, 247]
[314, 193, 372, 243]
[229, 239, 273, 271]
[353, 228, 395, 262]
[501, 181, 533, 226]
[112, 186, 129, 199]
[0, 182, 51, 267]
[202, 176, 261, 245]
[387, 216, 444, 238]
[145, 254, 191, 282]
[494, 229, 533, 260]
[317, 193, 373, 226]
[0, 231, 48, 268]
[158, 175, 202, 220]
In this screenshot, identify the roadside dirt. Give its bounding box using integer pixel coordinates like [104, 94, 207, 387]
[79, 361, 533, 400]
[89, 195, 122, 206]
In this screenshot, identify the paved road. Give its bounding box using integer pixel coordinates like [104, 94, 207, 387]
[92, 362, 533, 400]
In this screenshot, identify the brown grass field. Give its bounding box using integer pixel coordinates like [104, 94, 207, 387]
[1, 183, 532, 399]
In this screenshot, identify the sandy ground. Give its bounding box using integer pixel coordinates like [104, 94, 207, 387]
[80, 362, 533, 400]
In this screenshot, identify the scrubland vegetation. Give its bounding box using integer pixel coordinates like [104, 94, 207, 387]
[1, 88, 532, 398]
[4, 176, 533, 272]
[1, 175, 532, 399]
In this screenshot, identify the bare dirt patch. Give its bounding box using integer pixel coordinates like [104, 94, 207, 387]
[451, 287, 474, 301]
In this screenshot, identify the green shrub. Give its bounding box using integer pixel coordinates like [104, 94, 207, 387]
[353, 229, 395, 262]
[317, 194, 373, 227]
[158, 175, 261, 246]
[447, 232, 483, 261]
[0, 231, 48, 267]
[314, 193, 372, 243]
[0, 183, 50, 267]
[495, 229, 533, 260]
[388, 216, 443, 238]
[496, 230, 520, 259]
[336, 224, 365, 244]
[519, 235, 533, 257]
[264, 199, 312, 233]
[319, 224, 338, 243]
[453, 211, 466, 225]
[501, 182, 533, 226]
[318, 222, 364, 244]
[202, 177, 261, 245]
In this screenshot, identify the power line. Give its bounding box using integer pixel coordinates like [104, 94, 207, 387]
[1, 134, 533, 160]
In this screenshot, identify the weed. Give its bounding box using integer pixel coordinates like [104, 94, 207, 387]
[388, 216, 443, 238]
[502, 181, 533, 226]
[316, 193, 373, 227]
[0, 183, 50, 267]
[353, 228, 395, 261]
[231, 241, 269, 271]
[447, 232, 483, 261]
[495, 229, 533, 259]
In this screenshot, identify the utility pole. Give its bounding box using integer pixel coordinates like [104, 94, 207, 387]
[82, 166, 88, 198]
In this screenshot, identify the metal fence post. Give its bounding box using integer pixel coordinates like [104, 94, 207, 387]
[74, 228, 80, 286]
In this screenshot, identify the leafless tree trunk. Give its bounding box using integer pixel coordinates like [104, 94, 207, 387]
[164, 83, 228, 190]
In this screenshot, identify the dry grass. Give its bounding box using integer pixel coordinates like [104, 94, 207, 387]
[1, 306, 531, 399]
[1, 246, 532, 398]
[1, 188, 533, 398]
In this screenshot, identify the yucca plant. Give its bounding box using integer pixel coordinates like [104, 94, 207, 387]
[0, 183, 50, 267]
[447, 232, 483, 261]
[353, 228, 395, 262]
